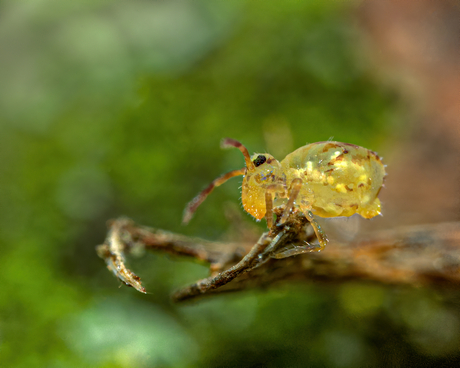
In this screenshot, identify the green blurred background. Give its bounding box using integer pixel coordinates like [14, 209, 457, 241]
[1, 0, 459, 367]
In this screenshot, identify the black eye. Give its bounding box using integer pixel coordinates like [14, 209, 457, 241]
[253, 155, 266, 167]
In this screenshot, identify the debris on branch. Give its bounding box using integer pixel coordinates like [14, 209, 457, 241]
[97, 213, 460, 303]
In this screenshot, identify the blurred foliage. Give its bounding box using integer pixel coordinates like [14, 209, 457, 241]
[1, 0, 459, 367]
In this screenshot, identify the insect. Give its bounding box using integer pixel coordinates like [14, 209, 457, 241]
[183, 138, 386, 252]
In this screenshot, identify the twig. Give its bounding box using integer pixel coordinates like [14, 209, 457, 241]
[96, 219, 146, 294]
[171, 231, 273, 302]
[97, 216, 460, 303]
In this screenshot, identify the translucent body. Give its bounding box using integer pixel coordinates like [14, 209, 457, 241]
[242, 141, 385, 220]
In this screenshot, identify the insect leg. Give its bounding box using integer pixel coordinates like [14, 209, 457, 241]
[279, 178, 303, 224]
[264, 190, 274, 228]
[183, 168, 246, 224]
[264, 183, 287, 228]
[300, 205, 329, 252]
[273, 205, 328, 256]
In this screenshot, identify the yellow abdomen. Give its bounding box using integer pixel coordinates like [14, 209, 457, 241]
[281, 142, 385, 219]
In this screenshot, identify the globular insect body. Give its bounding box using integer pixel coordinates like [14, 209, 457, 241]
[183, 138, 386, 252]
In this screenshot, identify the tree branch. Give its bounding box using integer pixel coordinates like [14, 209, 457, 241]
[97, 215, 460, 303]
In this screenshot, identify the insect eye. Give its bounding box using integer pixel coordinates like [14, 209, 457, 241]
[253, 155, 267, 167]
